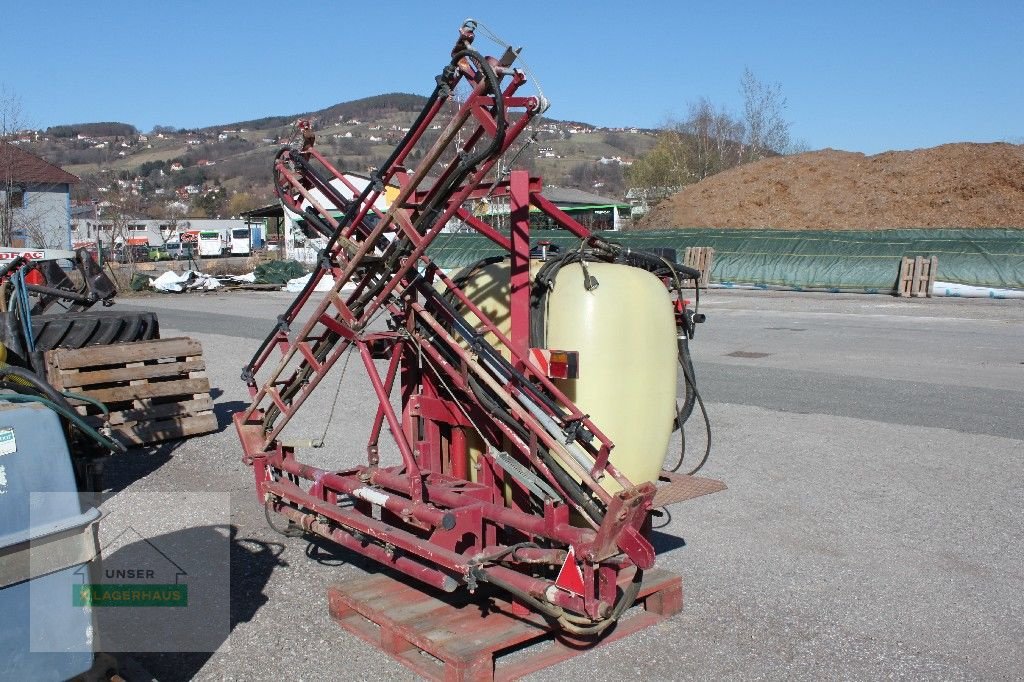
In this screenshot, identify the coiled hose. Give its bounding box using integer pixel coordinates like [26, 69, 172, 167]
[0, 362, 125, 454]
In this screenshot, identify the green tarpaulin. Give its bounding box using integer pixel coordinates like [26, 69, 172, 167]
[428, 229, 1024, 291]
[254, 259, 306, 284]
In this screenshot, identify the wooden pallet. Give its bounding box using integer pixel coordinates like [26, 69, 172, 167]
[897, 255, 938, 297]
[45, 337, 217, 446]
[684, 246, 715, 289]
[328, 568, 682, 681]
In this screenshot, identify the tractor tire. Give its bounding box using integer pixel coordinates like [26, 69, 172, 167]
[0, 309, 159, 355]
[28, 310, 161, 352]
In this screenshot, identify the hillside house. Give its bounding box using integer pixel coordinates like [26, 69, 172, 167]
[0, 142, 78, 248]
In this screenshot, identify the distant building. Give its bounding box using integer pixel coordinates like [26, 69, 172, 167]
[242, 172, 398, 264]
[71, 213, 247, 248]
[625, 186, 680, 217]
[240, 204, 286, 253]
[467, 186, 630, 231]
[0, 142, 79, 248]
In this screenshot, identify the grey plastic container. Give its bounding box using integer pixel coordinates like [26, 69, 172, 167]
[0, 402, 100, 681]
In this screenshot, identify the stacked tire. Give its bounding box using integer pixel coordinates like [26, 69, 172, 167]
[0, 310, 160, 354]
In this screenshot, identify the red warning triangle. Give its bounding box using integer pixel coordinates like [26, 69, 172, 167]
[554, 546, 585, 595]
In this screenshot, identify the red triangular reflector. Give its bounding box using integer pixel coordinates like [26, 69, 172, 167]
[554, 546, 585, 595]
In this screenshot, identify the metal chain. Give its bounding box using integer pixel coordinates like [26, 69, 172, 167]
[469, 19, 547, 108]
[314, 344, 354, 447]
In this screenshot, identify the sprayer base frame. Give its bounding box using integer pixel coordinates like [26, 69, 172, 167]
[327, 566, 682, 681]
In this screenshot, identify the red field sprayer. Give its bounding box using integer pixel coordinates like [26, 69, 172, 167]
[235, 19, 724, 661]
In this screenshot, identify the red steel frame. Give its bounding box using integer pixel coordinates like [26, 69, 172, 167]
[235, 33, 665, 628]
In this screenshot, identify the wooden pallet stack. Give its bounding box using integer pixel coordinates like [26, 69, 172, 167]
[45, 337, 217, 446]
[684, 246, 715, 289]
[897, 255, 938, 297]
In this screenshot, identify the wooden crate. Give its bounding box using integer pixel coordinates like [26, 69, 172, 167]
[45, 337, 217, 446]
[328, 568, 682, 681]
[684, 246, 715, 288]
[897, 255, 938, 297]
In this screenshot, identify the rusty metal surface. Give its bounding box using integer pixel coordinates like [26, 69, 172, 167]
[652, 471, 727, 508]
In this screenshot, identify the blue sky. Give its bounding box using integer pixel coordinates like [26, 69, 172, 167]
[2, 1, 1021, 154]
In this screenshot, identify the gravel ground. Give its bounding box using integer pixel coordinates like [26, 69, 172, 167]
[98, 289, 1023, 680]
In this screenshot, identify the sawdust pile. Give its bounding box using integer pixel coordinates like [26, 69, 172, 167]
[637, 142, 1024, 229]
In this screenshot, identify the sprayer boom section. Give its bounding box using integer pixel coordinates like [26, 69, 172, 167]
[235, 25, 712, 634]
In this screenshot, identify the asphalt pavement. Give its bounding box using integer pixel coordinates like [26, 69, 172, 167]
[106, 288, 1024, 680]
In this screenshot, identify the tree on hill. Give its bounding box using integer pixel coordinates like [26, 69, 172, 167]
[627, 70, 793, 198]
[740, 68, 791, 162]
[47, 122, 138, 138]
[192, 186, 226, 217]
[227, 191, 259, 216]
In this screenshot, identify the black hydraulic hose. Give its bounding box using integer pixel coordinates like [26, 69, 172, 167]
[465, 373, 604, 525]
[245, 62, 457, 382]
[245, 49, 502, 386]
[283, 153, 391, 250]
[620, 249, 701, 282]
[670, 344, 712, 475]
[0, 363, 75, 413]
[462, 255, 508, 276]
[413, 48, 506, 238]
[676, 337, 697, 426]
[264, 498, 303, 538]
[414, 278, 568, 421]
[442, 256, 506, 317]
[414, 313, 605, 525]
[301, 207, 337, 239]
[0, 256, 27, 282]
[0, 367, 126, 455]
[376, 60, 460, 179]
[0, 390, 125, 454]
[293, 155, 354, 217]
[344, 48, 507, 313]
[529, 249, 610, 347]
[536, 444, 605, 524]
[329, 51, 503, 257]
[472, 564, 643, 636]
